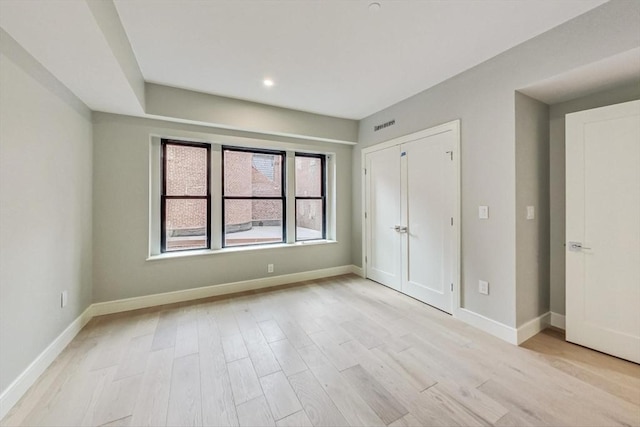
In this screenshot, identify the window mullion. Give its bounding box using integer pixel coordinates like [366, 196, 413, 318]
[286, 151, 296, 243]
[211, 145, 222, 250]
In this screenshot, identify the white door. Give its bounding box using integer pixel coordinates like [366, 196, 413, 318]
[566, 99, 640, 363]
[403, 134, 455, 313]
[364, 122, 458, 314]
[365, 145, 402, 291]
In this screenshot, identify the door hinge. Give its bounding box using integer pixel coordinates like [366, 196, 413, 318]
[450, 217, 453, 226]
[450, 283, 453, 292]
[364, 168, 367, 175]
[364, 212, 367, 219]
[365, 256, 368, 263]
[446, 151, 453, 161]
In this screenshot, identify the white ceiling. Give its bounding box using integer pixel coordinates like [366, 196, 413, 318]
[113, 0, 607, 119]
[1, 0, 613, 120]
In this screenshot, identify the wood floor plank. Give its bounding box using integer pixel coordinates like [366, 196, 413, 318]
[275, 410, 313, 427]
[259, 319, 287, 343]
[114, 334, 154, 380]
[370, 344, 437, 391]
[313, 316, 353, 345]
[222, 333, 249, 362]
[130, 347, 174, 427]
[269, 339, 308, 377]
[241, 327, 281, 378]
[287, 370, 349, 427]
[388, 413, 423, 427]
[341, 364, 408, 425]
[432, 381, 508, 425]
[100, 415, 132, 426]
[215, 305, 242, 337]
[90, 373, 143, 426]
[340, 318, 386, 349]
[234, 307, 259, 332]
[236, 396, 275, 427]
[166, 354, 202, 426]
[260, 371, 303, 421]
[227, 357, 262, 405]
[132, 312, 160, 338]
[174, 317, 199, 359]
[299, 345, 385, 427]
[420, 385, 486, 427]
[274, 317, 314, 349]
[151, 310, 180, 351]
[308, 330, 358, 372]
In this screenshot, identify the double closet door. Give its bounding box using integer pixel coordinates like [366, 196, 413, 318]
[365, 123, 458, 314]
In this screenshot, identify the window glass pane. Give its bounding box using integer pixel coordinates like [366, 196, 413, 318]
[225, 199, 283, 246]
[296, 199, 323, 240]
[165, 199, 207, 251]
[295, 156, 322, 197]
[224, 150, 283, 197]
[165, 144, 208, 196]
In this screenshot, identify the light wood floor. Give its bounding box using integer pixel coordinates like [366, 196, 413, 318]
[2, 274, 639, 426]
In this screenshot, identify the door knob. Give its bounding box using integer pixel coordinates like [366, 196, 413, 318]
[568, 241, 591, 251]
[394, 225, 407, 233]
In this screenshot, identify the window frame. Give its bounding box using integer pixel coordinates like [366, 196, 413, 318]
[160, 139, 211, 253]
[221, 145, 287, 248]
[294, 153, 326, 241]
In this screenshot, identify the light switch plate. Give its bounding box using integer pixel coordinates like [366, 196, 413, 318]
[526, 206, 535, 220]
[479, 280, 489, 295]
[479, 206, 489, 219]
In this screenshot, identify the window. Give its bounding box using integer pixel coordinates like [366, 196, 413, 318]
[222, 147, 286, 247]
[161, 140, 210, 252]
[295, 154, 325, 241]
[151, 138, 334, 257]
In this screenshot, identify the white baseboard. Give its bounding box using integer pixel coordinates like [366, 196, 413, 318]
[550, 312, 566, 330]
[516, 312, 551, 345]
[91, 265, 355, 316]
[0, 306, 93, 420]
[350, 265, 364, 277]
[455, 308, 518, 344]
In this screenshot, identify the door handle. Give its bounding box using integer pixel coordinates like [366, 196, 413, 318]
[568, 241, 592, 251]
[394, 225, 408, 233]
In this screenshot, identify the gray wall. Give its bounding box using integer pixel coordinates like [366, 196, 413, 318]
[549, 81, 640, 316]
[0, 32, 93, 393]
[354, 1, 640, 327]
[146, 83, 358, 143]
[515, 92, 550, 327]
[92, 113, 353, 303]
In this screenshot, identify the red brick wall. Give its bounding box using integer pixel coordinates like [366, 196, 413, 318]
[165, 144, 207, 230]
[165, 145, 322, 233]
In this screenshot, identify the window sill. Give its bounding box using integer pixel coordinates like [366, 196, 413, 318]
[146, 239, 337, 261]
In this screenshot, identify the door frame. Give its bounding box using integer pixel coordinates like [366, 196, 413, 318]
[361, 119, 461, 315]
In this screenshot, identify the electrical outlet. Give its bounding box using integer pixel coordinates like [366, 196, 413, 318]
[526, 205, 535, 220]
[479, 280, 489, 295]
[267, 264, 274, 273]
[478, 205, 489, 219]
[61, 290, 68, 308]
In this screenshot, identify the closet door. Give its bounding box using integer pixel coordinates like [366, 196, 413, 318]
[402, 133, 455, 314]
[365, 145, 402, 291]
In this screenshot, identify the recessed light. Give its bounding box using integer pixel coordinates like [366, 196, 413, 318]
[368, 2, 381, 12]
[263, 79, 274, 87]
